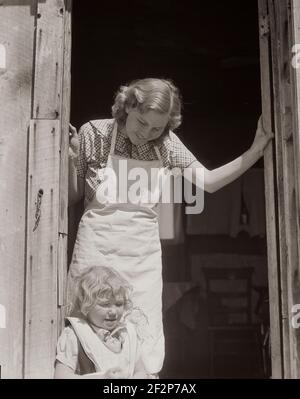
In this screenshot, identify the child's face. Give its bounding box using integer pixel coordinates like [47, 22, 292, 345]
[87, 294, 125, 331]
[124, 107, 169, 145]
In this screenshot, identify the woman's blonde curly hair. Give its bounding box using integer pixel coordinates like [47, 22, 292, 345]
[69, 266, 133, 317]
[112, 78, 183, 134]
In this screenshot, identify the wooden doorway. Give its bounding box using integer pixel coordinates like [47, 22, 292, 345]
[258, 0, 300, 379]
[70, 0, 268, 379]
[1, 0, 300, 379]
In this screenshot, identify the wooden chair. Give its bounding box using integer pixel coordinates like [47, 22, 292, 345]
[202, 266, 263, 378]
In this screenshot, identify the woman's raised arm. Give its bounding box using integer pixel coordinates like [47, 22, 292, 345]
[186, 116, 274, 194]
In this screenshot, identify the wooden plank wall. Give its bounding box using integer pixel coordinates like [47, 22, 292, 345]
[24, 0, 71, 379]
[0, 2, 36, 379]
[269, 0, 300, 378]
[258, 0, 284, 378]
[291, 1, 300, 233]
[0, 0, 71, 379]
[288, 0, 300, 378]
[259, 0, 300, 378]
[24, 119, 60, 378]
[57, 0, 72, 339]
[268, 0, 292, 378]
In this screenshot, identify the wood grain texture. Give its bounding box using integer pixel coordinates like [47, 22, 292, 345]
[266, 0, 300, 378]
[57, 0, 72, 336]
[24, 120, 60, 379]
[270, 0, 300, 378]
[291, 1, 300, 212]
[59, 0, 72, 236]
[0, 3, 35, 379]
[32, 0, 65, 119]
[286, 0, 300, 378]
[267, 0, 291, 378]
[258, 0, 284, 378]
[291, 1, 300, 280]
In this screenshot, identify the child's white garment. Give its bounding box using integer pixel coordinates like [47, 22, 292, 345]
[56, 317, 140, 377]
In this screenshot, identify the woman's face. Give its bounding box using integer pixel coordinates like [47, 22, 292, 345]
[87, 294, 125, 331]
[124, 107, 169, 145]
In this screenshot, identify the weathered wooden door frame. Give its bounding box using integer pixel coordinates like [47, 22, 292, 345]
[22, 0, 72, 379]
[66, 0, 300, 380]
[0, 0, 72, 379]
[22, 0, 71, 378]
[1, 0, 300, 379]
[24, 0, 300, 380]
[258, 0, 300, 379]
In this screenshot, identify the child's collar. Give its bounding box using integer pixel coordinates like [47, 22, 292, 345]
[89, 321, 127, 353]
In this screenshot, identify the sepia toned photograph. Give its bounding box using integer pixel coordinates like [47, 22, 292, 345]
[0, 0, 300, 383]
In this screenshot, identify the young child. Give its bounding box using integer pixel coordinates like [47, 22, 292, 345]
[54, 266, 149, 379]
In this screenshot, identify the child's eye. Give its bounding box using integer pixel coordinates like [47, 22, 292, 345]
[98, 302, 110, 307]
[116, 302, 124, 307]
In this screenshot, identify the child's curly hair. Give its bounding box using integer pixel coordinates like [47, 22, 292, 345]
[112, 78, 183, 135]
[69, 266, 133, 317]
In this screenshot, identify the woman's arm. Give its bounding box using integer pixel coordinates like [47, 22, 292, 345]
[69, 158, 85, 205]
[69, 124, 85, 205]
[187, 117, 273, 194]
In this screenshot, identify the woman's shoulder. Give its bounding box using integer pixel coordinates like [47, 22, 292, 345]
[159, 129, 183, 151]
[168, 129, 184, 142]
[79, 118, 115, 140]
[158, 129, 196, 169]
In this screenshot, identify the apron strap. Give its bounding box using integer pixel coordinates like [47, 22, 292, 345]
[109, 122, 118, 155]
[154, 145, 162, 162]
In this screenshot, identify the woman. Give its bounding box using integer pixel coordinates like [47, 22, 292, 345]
[68, 78, 273, 377]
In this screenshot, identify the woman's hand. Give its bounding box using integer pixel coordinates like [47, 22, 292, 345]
[69, 123, 80, 160]
[251, 115, 274, 156]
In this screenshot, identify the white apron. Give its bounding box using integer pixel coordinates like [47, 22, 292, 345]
[67, 317, 137, 378]
[68, 122, 167, 374]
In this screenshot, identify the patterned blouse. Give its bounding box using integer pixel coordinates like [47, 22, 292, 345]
[76, 119, 197, 203]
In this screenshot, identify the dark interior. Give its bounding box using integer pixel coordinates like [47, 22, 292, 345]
[70, 0, 270, 379]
